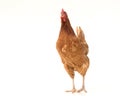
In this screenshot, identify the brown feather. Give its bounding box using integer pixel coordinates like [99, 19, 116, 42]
[56, 9, 89, 78]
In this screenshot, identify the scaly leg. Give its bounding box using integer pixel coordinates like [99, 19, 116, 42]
[65, 78, 76, 93]
[64, 64, 76, 93]
[77, 76, 87, 93]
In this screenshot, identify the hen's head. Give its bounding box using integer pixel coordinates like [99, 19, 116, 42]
[61, 9, 68, 22]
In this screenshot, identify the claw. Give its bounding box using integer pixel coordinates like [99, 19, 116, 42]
[77, 88, 87, 93]
[65, 88, 76, 93]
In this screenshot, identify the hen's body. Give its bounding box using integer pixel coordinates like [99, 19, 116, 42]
[56, 9, 89, 93]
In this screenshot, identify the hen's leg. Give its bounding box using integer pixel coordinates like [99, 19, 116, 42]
[65, 78, 76, 93]
[64, 64, 76, 93]
[77, 76, 87, 93]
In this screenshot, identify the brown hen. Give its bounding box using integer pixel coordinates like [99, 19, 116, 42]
[56, 9, 89, 93]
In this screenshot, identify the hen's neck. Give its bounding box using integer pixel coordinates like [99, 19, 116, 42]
[60, 19, 75, 36]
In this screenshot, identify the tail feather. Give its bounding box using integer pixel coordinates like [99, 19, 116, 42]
[76, 26, 86, 43]
[76, 26, 89, 55]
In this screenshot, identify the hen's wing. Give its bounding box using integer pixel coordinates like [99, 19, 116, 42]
[59, 36, 87, 68]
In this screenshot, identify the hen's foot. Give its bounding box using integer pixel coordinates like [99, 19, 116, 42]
[65, 88, 76, 93]
[77, 87, 87, 93]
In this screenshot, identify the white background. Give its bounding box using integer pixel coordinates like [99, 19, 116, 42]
[0, 0, 120, 96]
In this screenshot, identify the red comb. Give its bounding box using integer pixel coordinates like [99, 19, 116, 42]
[61, 8, 64, 13]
